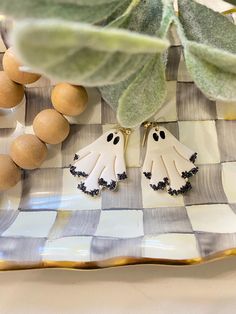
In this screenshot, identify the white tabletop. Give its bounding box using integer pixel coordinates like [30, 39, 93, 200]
[1, 256, 236, 314]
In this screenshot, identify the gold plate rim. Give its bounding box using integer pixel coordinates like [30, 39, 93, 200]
[1, 247, 236, 271]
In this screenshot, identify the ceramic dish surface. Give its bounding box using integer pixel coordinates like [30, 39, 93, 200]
[1, 22, 236, 270]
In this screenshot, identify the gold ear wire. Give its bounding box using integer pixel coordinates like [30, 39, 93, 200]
[123, 128, 132, 152]
[116, 126, 132, 152]
[142, 122, 152, 147]
[154, 123, 160, 132]
[142, 121, 160, 146]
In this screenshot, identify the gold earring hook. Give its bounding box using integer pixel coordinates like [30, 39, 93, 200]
[115, 126, 132, 152]
[142, 122, 152, 147]
[142, 121, 160, 147]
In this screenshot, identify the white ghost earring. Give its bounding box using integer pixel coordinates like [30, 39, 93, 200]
[142, 122, 198, 196]
[70, 128, 131, 197]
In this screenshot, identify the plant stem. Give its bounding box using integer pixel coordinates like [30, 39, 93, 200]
[172, 4, 187, 45]
[124, 0, 141, 16]
[106, 0, 141, 28]
[158, 0, 175, 38]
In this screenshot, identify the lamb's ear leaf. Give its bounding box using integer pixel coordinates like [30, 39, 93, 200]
[117, 55, 167, 128]
[114, 0, 163, 34]
[177, 0, 236, 101]
[178, 0, 236, 53]
[158, 0, 176, 38]
[187, 41, 236, 75]
[105, 0, 132, 26]
[93, 0, 168, 86]
[185, 49, 236, 101]
[12, 20, 169, 86]
[0, 0, 127, 23]
[100, 73, 136, 111]
[100, 0, 174, 113]
[109, 0, 174, 37]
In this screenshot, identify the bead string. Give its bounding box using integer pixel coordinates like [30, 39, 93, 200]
[0, 47, 88, 192]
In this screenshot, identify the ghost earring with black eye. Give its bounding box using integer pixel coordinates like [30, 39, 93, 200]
[70, 125, 132, 197]
[142, 121, 199, 196]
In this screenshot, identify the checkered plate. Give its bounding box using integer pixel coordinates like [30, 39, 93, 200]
[1, 23, 236, 270]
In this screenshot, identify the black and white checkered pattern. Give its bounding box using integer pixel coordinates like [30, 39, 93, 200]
[1, 25, 236, 268]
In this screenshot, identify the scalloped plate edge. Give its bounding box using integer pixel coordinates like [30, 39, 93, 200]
[1, 247, 236, 271]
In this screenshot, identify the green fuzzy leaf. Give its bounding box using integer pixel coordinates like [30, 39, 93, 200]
[109, 0, 174, 37]
[117, 55, 167, 128]
[178, 0, 236, 101]
[158, 0, 176, 38]
[100, 73, 136, 111]
[178, 0, 236, 52]
[97, 0, 154, 84]
[13, 20, 169, 86]
[100, 0, 173, 114]
[100, 0, 166, 99]
[0, 0, 126, 23]
[185, 49, 236, 101]
[187, 41, 236, 75]
[15, 21, 168, 54]
[105, 0, 132, 26]
[83, 53, 150, 86]
[115, 0, 163, 35]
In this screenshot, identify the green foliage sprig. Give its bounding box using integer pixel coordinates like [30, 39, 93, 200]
[0, 0, 235, 127]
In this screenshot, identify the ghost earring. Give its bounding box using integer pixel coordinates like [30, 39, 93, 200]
[142, 122, 198, 196]
[70, 127, 131, 197]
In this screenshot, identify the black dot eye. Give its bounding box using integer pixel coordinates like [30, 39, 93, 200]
[113, 136, 120, 145]
[107, 133, 113, 142]
[160, 131, 165, 139]
[153, 133, 159, 142]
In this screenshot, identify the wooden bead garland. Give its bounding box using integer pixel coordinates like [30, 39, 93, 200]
[0, 71, 24, 108]
[0, 154, 21, 191]
[3, 48, 41, 85]
[51, 83, 88, 116]
[0, 48, 89, 191]
[10, 134, 48, 170]
[33, 109, 70, 145]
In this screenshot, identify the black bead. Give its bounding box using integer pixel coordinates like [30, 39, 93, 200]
[117, 172, 127, 181]
[190, 153, 197, 163]
[74, 154, 79, 161]
[98, 178, 117, 190]
[77, 182, 99, 197]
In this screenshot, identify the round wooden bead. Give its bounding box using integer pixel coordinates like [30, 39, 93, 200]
[3, 48, 41, 84]
[0, 155, 21, 191]
[33, 109, 70, 144]
[51, 83, 88, 116]
[0, 71, 24, 109]
[10, 134, 48, 170]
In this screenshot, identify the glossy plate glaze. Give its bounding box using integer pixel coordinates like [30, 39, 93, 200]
[1, 17, 236, 271]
